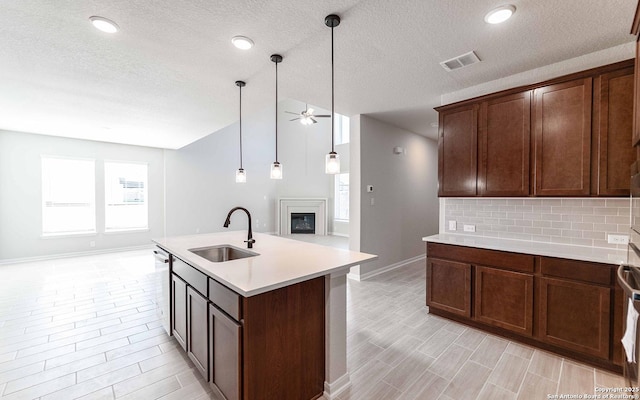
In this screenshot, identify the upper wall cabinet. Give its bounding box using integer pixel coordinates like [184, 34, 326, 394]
[438, 104, 478, 196]
[533, 78, 593, 196]
[435, 59, 634, 197]
[594, 67, 635, 195]
[478, 91, 531, 196]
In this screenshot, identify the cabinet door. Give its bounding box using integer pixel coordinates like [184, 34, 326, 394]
[594, 67, 634, 196]
[478, 91, 531, 196]
[187, 286, 208, 379]
[474, 266, 533, 336]
[210, 304, 242, 400]
[171, 274, 187, 351]
[426, 258, 471, 317]
[539, 277, 610, 359]
[534, 78, 592, 196]
[438, 104, 478, 197]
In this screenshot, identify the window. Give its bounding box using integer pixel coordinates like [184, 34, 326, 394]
[105, 162, 148, 231]
[42, 157, 96, 235]
[334, 173, 349, 221]
[334, 114, 350, 145]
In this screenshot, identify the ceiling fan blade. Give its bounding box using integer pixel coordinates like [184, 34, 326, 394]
[311, 117, 318, 123]
[290, 118, 301, 121]
[315, 115, 331, 118]
[284, 111, 299, 115]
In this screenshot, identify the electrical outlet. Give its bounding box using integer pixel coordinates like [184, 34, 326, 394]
[89, 241, 95, 248]
[607, 234, 629, 244]
[448, 221, 457, 231]
[463, 224, 476, 233]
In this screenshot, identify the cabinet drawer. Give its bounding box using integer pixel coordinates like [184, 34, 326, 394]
[173, 257, 208, 295]
[427, 243, 534, 273]
[540, 257, 612, 286]
[209, 278, 242, 321]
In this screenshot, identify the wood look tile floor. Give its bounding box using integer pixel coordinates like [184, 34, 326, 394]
[0, 248, 627, 400]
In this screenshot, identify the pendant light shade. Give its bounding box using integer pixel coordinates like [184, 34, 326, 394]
[325, 14, 341, 175]
[325, 152, 340, 174]
[270, 54, 283, 180]
[235, 80, 247, 183]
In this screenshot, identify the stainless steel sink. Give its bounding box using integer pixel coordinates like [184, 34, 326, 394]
[189, 245, 258, 263]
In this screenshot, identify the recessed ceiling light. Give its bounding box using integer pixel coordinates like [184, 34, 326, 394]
[232, 36, 254, 50]
[484, 5, 516, 24]
[89, 16, 119, 33]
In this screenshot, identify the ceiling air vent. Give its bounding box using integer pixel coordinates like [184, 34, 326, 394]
[440, 51, 481, 72]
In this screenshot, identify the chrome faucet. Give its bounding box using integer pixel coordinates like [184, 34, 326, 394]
[223, 207, 255, 248]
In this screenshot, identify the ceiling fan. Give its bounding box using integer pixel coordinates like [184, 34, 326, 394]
[285, 104, 330, 125]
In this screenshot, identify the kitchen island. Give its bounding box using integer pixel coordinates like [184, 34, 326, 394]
[423, 234, 626, 373]
[153, 232, 377, 400]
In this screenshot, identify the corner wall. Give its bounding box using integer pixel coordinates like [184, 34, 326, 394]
[353, 116, 439, 278]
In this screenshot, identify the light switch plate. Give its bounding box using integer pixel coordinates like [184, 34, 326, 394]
[463, 224, 476, 232]
[448, 221, 457, 231]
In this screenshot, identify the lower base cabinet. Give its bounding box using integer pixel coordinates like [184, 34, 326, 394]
[539, 276, 611, 359]
[426, 258, 471, 317]
[170, 256, 325, 400]
[474, 266, 533, 336]
[426, 242, 622, 373]
[209, 304, 242, 400]
[187, 286, 209, 379]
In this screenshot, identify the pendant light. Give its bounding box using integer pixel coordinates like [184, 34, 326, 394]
[235, 80, 247, 183]
[325, 14, 341, 175]
[270, 54, 283, 180]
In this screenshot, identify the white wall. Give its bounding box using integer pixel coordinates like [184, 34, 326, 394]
[353, 116, 439, 278]
[164, 98, 337, 236]
[0, 130, 165, 261]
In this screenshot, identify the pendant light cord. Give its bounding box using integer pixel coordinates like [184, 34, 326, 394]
[239, 84, 243, 169]
[331, 24, 335, 153]
[275, 60, 279, 162]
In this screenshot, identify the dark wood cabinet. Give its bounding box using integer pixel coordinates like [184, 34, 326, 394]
[426, 258, 471, 317]
[171, 274, 187, 351]
[438, 104, 478, 196]
[594, 67, 635, 195]
[187, 286, 209, 379]
[474, 266, 533, 336]
[533, 78, 593, 196]
[539, 277, 610, 359]
[210, 304, 242, 400]
[169, 256, 325, 400]
[478, 91, 531, 196]
[426, 242, 622, 372]
[436, 60, 634, 197]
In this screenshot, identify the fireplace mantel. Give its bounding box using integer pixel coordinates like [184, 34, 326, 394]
[278, 198, 327, 235]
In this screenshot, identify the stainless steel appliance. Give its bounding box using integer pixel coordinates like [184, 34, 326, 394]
[618, 172, 640, 384]
[153, 247, 171, 335]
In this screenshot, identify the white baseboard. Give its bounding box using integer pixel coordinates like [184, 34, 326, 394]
[0, 244, 154, 265]
[323, 373, 351, 399]
[349, 254, 426, 281]
[329, 232, 349, 238]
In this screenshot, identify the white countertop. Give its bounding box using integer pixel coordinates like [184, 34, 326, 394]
[153, 232, 377, 297]
[422, 234, 627, 265]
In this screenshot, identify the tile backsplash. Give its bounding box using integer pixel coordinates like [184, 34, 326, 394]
[442, 198, 630, 249]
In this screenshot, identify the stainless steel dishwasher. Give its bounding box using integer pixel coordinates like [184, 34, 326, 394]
[154, 247, 171, 335]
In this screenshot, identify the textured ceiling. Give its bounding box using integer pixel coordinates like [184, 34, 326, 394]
[0, 0, 636, 149]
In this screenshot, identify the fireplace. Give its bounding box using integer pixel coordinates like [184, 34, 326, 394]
[291, 213, 316, 234]
[278, 198, 327, 235]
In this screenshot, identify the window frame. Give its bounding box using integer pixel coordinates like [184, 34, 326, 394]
[104, 160, 149, 233]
